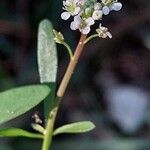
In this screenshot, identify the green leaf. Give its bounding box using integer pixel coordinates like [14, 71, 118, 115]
[37, 19, 58, 120]
[0, 85, 50, 125]
[37, 19, 57, 83]
[53, 121, 95, 136]
[0, 128, 43, 139]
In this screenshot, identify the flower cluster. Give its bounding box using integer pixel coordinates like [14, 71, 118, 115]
[61, 0, 122, 36]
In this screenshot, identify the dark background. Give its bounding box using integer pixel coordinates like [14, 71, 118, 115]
[0, 0, 150, 149]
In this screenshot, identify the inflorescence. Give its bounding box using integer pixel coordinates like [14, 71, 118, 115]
[61, 0, 122, 37]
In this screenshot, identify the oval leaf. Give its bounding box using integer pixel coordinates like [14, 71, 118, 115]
[53, 121, 95, 136]
[0, 85, 50, 125]
[37, 19, 57, 83]
[0, 128, 43, 139]
[37, 19, 58, 120]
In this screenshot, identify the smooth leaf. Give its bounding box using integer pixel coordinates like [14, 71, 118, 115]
[53, 121, 95, 136]
[0, 128, 43, 139]
[0, 85, 50, 125]
[37, 19, 58, 120]
[37, 19, 57, 83]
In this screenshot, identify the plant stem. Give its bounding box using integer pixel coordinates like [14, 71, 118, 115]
[62, 41, 73, 59]
[57, 34, 87, 98]
[84, 34, 99, 44]
[42, 107, 58, 150]
[41, 34, 87, 150]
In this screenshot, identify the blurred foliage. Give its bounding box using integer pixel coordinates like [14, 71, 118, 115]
[1, 138, 150, 150]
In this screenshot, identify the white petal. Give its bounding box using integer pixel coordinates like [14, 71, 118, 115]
[99, 23, 102, 28]
[73, 16, 81, 27]
[74, 15, 81, 22]
[61, 12, 71, 20]
[81, 27, 90, 35]
[70, 21, 79, 30]
[106, 32, 112, 38]
[102, 6, 110, 15]
[86, 17, 95, 26]
[111, 2, 122, 11]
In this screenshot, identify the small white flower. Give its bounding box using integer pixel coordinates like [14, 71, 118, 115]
[61, 0, 82, 20]
[94, 2, 102, 10]
[79, 17, 94, 34]
[96, 24, 112, 38]
[92, 10, 103, 20]
[102, 6, 110, 15]
[70, 15, 95, 34]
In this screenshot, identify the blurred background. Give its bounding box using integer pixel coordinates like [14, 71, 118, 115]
[0, 0, 150, 149]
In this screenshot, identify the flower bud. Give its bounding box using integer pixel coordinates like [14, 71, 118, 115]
[53, 30, 64, 44]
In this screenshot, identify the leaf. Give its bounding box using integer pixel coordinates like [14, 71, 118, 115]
[43, 83, 56, 122]
[0, 85, 50, 125]
[37, 19, 58, 120]
[53, 121, 95, 136]
[0, 128, 43, 139]
[37, 19, 57, 83]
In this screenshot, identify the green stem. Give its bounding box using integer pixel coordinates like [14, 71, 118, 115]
[62, 41, 73, 59]
[41, 34, 87, 150]
[41, 107, 58, 150]
[84, 34, 99, 44]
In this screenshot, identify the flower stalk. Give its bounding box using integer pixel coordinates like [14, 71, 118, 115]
[62, 41, 73, 59]
[42, 34, 87, 150]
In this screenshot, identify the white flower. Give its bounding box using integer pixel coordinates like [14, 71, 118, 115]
[70, 16, 94, 34]
[94, 2, 102, 10]
[92, 10, 103, 20]
[79, 17, 95, 34]
[96, 24, 112, 38]
[61, 0, 82, 20]
[80, 17, 95, 34]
